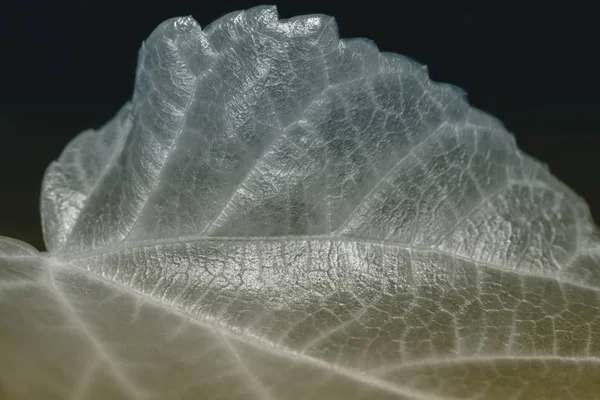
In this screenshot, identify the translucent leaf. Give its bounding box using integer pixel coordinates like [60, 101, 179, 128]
[2, 5, 600, 399]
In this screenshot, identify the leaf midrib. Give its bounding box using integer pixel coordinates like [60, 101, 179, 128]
[49, 234, 600, 299]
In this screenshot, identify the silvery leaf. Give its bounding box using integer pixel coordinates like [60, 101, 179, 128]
[2, 6, 600, 399]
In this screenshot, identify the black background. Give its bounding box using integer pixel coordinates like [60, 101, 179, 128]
[1, 1, 598, 250]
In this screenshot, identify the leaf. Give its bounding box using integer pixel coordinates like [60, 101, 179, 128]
[2, 5, 600, 399]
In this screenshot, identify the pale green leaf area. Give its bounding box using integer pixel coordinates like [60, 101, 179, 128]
[1, 6, 600, 399]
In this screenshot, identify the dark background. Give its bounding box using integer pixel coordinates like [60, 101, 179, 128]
[0, 1, 598, 251]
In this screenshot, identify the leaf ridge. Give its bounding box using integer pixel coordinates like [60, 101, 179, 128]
[333, 119, 448, 235]
[61, 236, 600, 294]
[202, 71, 385, 236]
[122, 47, 199, 243]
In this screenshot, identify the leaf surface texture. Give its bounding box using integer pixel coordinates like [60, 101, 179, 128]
[2, 6, 600, 400]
